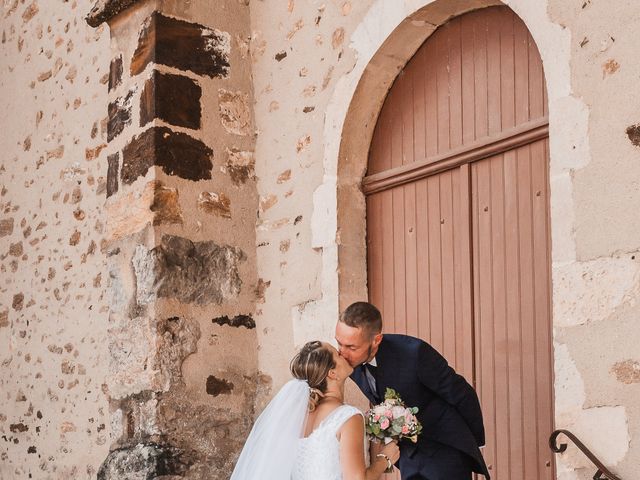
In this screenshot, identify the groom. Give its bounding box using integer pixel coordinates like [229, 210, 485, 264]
[336, 301, 490, 480]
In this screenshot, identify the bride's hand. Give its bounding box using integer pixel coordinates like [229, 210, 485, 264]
[380, 441, 400, 465]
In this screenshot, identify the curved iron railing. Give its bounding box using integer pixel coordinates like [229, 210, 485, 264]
[549, 429, 622, 480]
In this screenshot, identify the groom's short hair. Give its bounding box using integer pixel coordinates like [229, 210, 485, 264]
[340, 301, 382, 337]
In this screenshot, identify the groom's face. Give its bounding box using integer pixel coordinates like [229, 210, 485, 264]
[335, 321, 382, 367]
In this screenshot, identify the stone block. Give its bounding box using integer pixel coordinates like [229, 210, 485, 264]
[205, 376, 234, 396]
[86, 0, 142, 28]
[107, 90, 133, 142]
[157, 316, 200, 385]
[611, 360, 640, 384]
[553, 256, 640, 327]
[107, 153, 119, 198]
[131, 13, 230, 79]
[106, 180, 182, 241]
[626, 124, 640, 148]
[224, 148, 255, 185]
[197, 192, 231, 218]
[218, 89, 251, 136]
[0, 218, 14, 237]
[140, 71, 201, 130]
[121, 127, 213, 184]
[97, 442, 188, 480]
[109, 55, 123, 92]
[132, 235, 246, 305]
[106, 315, 161, 399]
[212, 315, 255, 329]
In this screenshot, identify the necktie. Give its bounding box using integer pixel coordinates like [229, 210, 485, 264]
[363, 363, 380, 402]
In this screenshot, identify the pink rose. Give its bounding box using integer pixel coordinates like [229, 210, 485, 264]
[384, 410, 392, 418]
[373, 414, 380, 421]
[401, 424, 410, 434]
[380, 418, 390, 430]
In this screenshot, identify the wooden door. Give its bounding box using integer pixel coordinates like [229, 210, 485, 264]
[364, 7, 554, 479]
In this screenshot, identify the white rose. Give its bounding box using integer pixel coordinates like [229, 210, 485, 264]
[391, 406, 406, 418]
[374, 405, 387, 416]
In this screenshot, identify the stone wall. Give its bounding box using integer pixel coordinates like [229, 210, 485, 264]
[0, 0, 111, 477]
[92, 1, 260, 478]
[548, 2, 640, 478]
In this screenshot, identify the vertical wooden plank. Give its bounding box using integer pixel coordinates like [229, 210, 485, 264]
[416, 177, 431, 343]
[499, 11, 515, 131]
[405, 182, 419, 337]
[532, 138, 554, 479]
[413, 49, 427, 163]
[456, 164, 475, 381]
[427, 174, 443, 350]
[513, 16, 530, 125]
[517, 144, 538, 480]
[436, 26, 451, 154]
[401, 68, 415, 167]
[473, 12, 489, 140]
[381, 189, 396, 332]
[390, 81, 404, 170]
[490, 154, 509, 480]
[440, 170, 456, 364]
[473, 158, 496, 476]
[393, 185, 407, 334]
[425, 30, 439, 159]
[449, 18, 464, 150]
[486, 10, 502, 136]
[504, 148, 524, 479]
[528, 32, 544, 121]
[452, 168, 464, 374]
[461, 14, 476, 145]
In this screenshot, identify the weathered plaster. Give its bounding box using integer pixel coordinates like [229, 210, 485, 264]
[0, 0, 111, 477]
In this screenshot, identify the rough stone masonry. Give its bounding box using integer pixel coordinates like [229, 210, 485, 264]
[86, 1, 261, 478]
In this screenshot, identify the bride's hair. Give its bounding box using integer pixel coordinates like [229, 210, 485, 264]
[290, 341, 336, 411]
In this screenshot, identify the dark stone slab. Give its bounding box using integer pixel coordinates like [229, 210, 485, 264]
[121, 127, 213, 184]
[626, 124, 640, 147]
[86, 0, 142, 28]
[206, 375, 234, 396]
[140, 71, 201, 130]
[132, 235, 246, 305]
[107, 90, 133, 142]
[107, 153, 119, 198]
[212, 314, 255, 329]
[131, 12, 230, 79]
[97, 442, 189, 480]
[109, 55, 123, 92]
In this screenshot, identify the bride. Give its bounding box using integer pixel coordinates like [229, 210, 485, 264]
[231, 340, 400, 479]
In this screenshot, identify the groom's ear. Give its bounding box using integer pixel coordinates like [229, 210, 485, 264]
[372, 332, 383, 348]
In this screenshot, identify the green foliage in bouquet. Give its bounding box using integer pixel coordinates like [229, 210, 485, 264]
[364, 388, 423, 444]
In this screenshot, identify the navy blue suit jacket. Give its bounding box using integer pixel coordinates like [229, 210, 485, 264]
[350, 334, 490, 479]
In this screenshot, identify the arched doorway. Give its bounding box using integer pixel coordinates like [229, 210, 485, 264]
[365, 6, 554, 479]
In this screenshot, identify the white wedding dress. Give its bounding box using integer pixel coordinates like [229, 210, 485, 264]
[229, 381, 367, 480]
[292, 405, 364, 480]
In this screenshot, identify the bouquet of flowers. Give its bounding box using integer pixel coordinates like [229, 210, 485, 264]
[365, 388, 423, 471]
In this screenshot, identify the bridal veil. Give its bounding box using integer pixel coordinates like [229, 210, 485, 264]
[230, 379, 310, 479]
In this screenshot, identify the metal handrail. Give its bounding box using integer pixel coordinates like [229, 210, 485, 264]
[549, 429, 622, 480]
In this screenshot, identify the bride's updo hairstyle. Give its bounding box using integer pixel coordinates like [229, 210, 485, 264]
[290, 341, 336, 411]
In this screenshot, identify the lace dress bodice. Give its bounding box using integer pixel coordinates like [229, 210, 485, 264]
[291, 405, 364, 480]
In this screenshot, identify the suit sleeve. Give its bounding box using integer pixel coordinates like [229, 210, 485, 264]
[416, 341, 486, 446]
